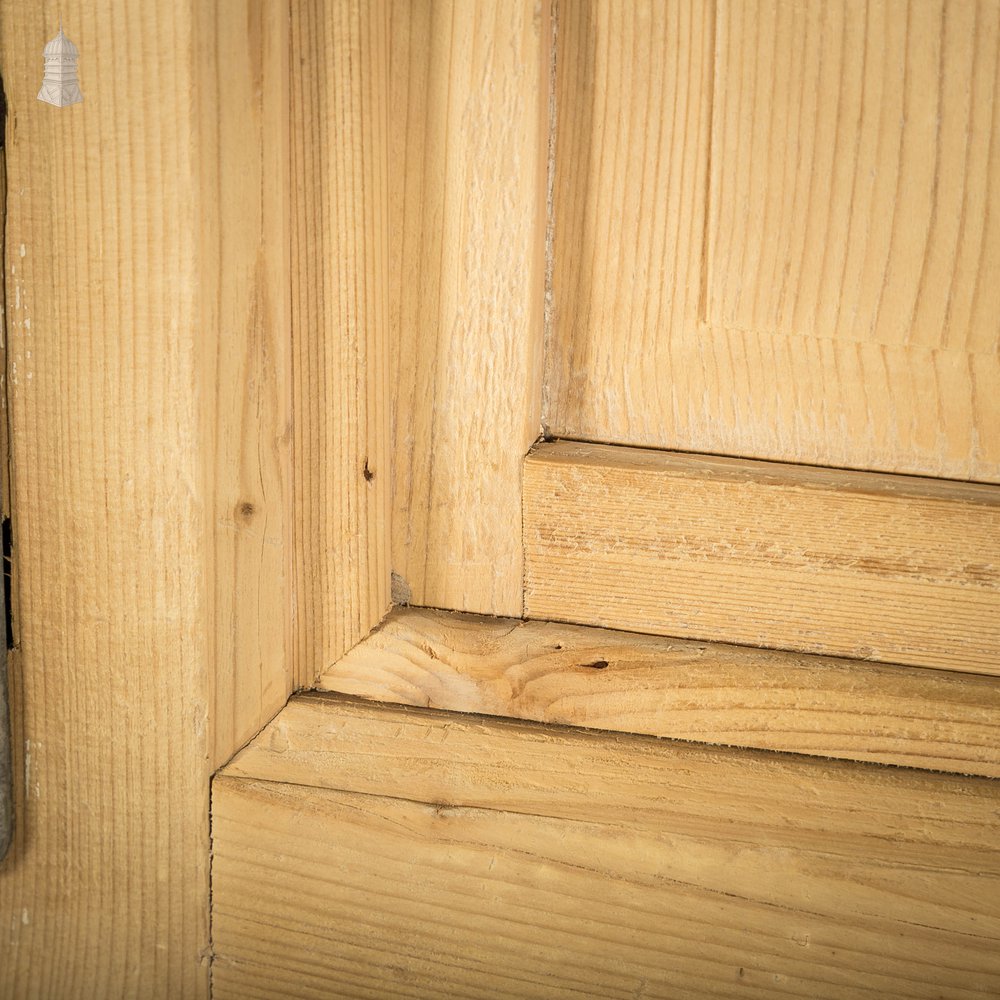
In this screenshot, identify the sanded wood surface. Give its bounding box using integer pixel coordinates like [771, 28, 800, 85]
[204, 2, 292, 768]
[0, 3, 292, 996]
[547, 0, 1000, 482]
[547, 0, 713, 447]
[292, 0, 391, 683]
[524, 441, 1000, 675]
[710, 0, 1000, 353]
[318, 607, 1000, 777]
[214, 695, 1000, 998]
[388, 0, 548, 617]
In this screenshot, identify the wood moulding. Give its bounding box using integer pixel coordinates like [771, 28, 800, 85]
[387, 0, 548, 620]
[291, 0, 392, 686]
[318, 606, 1000, 778]
[523, 440, 1000, 676]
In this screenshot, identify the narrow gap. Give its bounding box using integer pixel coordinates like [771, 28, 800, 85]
[3, 518, 12, 651]
[0, 69, 13, 864]
[0, 72, 13, 651]
[0, 76, 17, 650]
[540, 432, 1000, 490]
[697, 0, 718, 325]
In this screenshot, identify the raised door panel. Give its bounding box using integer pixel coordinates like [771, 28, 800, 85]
[547, 0, 1000, 482]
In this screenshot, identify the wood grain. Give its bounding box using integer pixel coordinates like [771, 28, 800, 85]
[709, 0, 1000, 353]
[546, 0, 713, 445]
[203, 1, 292, 768]
[214, 695, 1000, 999]
[524, 440, 1000, 674]
[0, 2, 291, 995]
[318, 606, 1000, 777]
[547, 0, 1000, 482]
[388, 0, 548, 616]
[291, 0, 391, 683]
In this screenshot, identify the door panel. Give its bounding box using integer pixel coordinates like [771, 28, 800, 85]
[710, 1, 1000, 354]
[547, 0, 1000, 482]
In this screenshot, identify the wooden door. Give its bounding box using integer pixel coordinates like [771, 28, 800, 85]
[1, 2, 998, 998]
[214, 2, 1000, 998]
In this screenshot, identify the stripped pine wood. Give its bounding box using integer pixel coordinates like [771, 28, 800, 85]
[388, 0, 548, 616]
[214, 695, 1000, 999]
[709, 0, 1000, 353]
[291, 0, 390, 684]
[547, 0, 1000, 482]
[524, 441, 1000, 675]
[547, 0, 713, 446]
[318, 606, 1000, 777]
[0, 3, 291, 995]
[204, 2, 292, 768]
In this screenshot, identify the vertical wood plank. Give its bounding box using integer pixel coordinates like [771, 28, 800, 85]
[389, 0, 549, 617]
[0, 2, 291, 995]
[0, 5, 209, 995]
[291, 0, 391, 684]
[202, 1, 293, 769]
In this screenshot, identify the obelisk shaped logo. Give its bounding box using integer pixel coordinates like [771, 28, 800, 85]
[38, 22, 83, 107]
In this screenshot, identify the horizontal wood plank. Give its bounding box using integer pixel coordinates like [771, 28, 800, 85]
[524, 441, 1000, 675]
[317, 607, 1000, 777]
[213, 695, 1000, 999]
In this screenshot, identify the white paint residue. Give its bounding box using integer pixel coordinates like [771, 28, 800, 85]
[18, 245, 25, 258]
[23, 740, 41, 799]
[21, 909, 29, 926]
